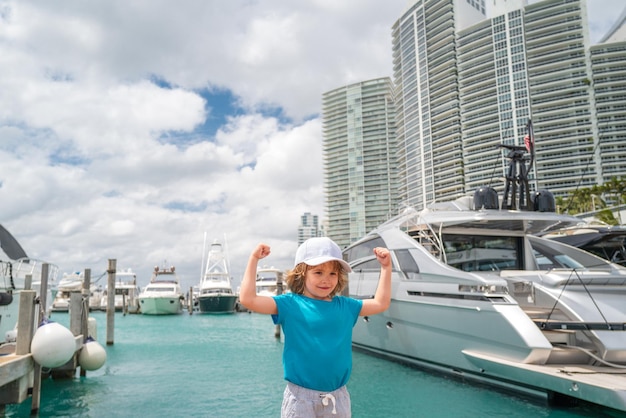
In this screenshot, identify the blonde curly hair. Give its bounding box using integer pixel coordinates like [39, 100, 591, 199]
[285, 260, 348, 298]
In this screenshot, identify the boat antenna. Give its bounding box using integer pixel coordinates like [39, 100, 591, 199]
[499, 139, 533, 210]
[223, 233, 232, 279]
[200, 231, 208, 281]
[525, 119, 538, 192]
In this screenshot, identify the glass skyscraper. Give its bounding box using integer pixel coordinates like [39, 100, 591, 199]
[322, 78, 398, 249]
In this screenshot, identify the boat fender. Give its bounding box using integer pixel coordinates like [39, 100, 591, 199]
[5, 328, 17, 343]
[78, 337, 107, 371]
[88, 317, 98, 341]
[0, 292, 13, 306]
[31, 319, 76, 368]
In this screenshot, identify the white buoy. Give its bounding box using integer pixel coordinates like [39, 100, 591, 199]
[30, 320, 76, 368]
[5, 328, 17, 343]
[88, 317, 98, 341]
[78, 338, 107, 371]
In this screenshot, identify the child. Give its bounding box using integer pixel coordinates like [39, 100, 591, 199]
[239, 237, 392, 418]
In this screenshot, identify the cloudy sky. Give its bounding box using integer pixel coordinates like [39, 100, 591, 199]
[1, 0, 625, 291]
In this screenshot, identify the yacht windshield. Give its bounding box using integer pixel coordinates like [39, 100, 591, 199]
[442, 234, 522, 272]
[528, 235, 613, 271]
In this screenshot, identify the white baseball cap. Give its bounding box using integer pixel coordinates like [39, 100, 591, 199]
[294, 237, 352, 272]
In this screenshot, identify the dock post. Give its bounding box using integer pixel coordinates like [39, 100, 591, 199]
[0, 290, 36, 411]
[81, 269, 91, 377]
[83, 268, 91, 312]
[106, 259, 116, 345]
[50, 292, 82, 379]
[274, 273, 283, 339]
[188, 286, 193, 315]
[16, 290, 36, 355]
[31, 263, 50, 415]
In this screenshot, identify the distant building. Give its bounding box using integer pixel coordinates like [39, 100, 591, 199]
[298, 212, 320, 245]
[391, 0, 626, 208]
[322, 78, 398, 249]
[392, 0, 487, 210]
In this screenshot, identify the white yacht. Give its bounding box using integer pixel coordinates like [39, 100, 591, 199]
[255, 266, 285, 297]
[344, 145, 626, 413]
[138, 265, 184, 315]
[99, 268, 141, 313]
[197, 240, 238, 314]
[50, 271, 84, 312]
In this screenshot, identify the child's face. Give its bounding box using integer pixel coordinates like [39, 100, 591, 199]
[302, 261, 339, 300]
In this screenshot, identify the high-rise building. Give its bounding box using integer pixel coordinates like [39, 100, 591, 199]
[392, 0, 487, 210]
[322, 78, 398, 249]
[590, 41, 626, 195]
[297, 212, 320, 245]
[392, 0, 626, 208]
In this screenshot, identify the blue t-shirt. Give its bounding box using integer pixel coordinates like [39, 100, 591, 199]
[272, 293, 363, 392]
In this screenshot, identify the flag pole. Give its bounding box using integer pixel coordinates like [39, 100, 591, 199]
[526, 119, 538, 192]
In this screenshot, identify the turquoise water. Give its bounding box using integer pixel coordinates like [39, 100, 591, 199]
[5, 312, 625, 417]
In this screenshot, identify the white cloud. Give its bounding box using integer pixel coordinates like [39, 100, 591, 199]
[1, 0, 624, 293]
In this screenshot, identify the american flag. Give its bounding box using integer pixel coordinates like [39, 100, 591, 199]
[524, 134, 533, 152]
[524, 119, 534, 152]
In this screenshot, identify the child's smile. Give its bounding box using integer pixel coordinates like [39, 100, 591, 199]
[303, 262, 339, 300]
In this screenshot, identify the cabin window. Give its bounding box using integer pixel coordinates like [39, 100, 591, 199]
[442, 234, 522, 272]
[395, 249, 419, 278]
[351, 258, 383, 272]
[343, 236, 386, 263]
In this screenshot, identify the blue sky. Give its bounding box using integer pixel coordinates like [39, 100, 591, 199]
[0, 0, 624, 291]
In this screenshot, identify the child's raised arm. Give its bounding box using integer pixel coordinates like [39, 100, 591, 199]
[360, 247, 392, 316]
[239, 243, 278, 314]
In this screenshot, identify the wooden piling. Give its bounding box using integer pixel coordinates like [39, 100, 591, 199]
[83, 268, 91, 312]
[30, 262, 50, 414]
[106, 259, 116, 345]
[50, 293, 83, 379]
[274, 273, 284, 339]
[0, 290, 36, 412]
[81, 269, 91, 377]
[188, 286, 194, 315]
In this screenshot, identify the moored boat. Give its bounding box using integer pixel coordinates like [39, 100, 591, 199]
[1, 223, 59, 345]
[343, 144, 626, 412]
[197, 240, 238, 314]
[99, 268, 141, 313]
[138, 265, 184, 315]
[255, 266, 284, 297]
[50, 271, 85, 312]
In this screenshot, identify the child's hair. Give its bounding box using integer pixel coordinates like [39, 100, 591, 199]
[285, 260, 348, 297]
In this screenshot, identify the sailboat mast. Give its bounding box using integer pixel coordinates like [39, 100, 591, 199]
[200, 231, 208, 281]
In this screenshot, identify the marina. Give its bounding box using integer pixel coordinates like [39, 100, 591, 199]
[3, 311, 622, 418]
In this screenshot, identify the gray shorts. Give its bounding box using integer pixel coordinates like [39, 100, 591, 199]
[281, 382, 351, 418]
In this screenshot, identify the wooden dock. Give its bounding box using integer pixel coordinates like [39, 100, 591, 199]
[0, 264, 113, 415]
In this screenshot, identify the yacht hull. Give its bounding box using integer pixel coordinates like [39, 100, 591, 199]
[344, 204, 626, 412]
[197, 295, 237, 314]
[138, 296, 182, 315]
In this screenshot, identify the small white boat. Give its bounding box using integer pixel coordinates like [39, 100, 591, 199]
[197, 240, 238, 314]
[1, 223, 59, 344]
[99, 268, 141, 313]
[89, 284, 105, 311]
[50, 271, 85, 312]
[255, 266, 285, 297]
[138, 265, 184, 315]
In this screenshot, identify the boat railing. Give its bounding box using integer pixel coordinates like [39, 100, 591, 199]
[408, 226, 445, 262]
[1, 258, 59, 290]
